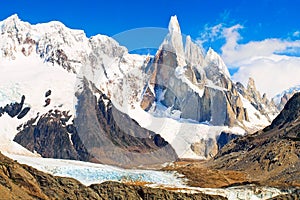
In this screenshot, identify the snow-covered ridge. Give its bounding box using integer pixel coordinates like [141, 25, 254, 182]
[0, 14, 128, 74]
[273, 84, 300, 105]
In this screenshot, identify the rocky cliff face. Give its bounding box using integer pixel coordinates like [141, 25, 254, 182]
[73, 78, 177, 167]
[13, 109, 92, 162]
[212, 93, 300, 187]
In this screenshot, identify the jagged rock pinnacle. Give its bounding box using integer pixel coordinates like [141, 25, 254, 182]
[247, 77, 256, 90]
[168, 15, 181, 34]
[185, 35, 205, 67]
[161, 15, 186, 67]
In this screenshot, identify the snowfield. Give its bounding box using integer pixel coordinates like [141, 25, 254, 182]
[0, 54, 77, 156]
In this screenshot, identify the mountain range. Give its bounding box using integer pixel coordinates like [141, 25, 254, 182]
[0, 14, 299, 199]
[0, 14, 282, 166]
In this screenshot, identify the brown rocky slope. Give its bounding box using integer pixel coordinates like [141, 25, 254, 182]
[210, 92, 300, 187]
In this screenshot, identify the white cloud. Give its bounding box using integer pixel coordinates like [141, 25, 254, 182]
[222, 37, 300, 68]
[293, 31, 300, 37]
[218, 25, 300, 97]
[197, 23, 224, 45]
[197, 9, 232, 46]
[232, 57, 300, 97]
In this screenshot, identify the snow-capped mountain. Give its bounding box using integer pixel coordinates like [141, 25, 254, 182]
[0, 14, 279, 166]
[141, 16, 276, 130]
[273, 84, 300, 111]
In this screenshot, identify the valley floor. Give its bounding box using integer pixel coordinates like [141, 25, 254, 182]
[3, 153, 296, 200]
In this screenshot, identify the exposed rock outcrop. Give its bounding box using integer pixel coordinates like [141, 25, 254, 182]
[190, 138, 218, 158]
[216, 132, 239, 150]
[45, 89, 51, 97]
[0, 95, 31, 119]
[16, 106, 30, 119]
[13, 110, 92, 161]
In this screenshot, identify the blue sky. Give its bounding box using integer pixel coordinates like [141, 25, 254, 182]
[1, 0, 299, 42]
[1, 0, 300, 96]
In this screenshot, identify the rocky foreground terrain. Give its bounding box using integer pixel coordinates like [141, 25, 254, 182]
[0, 151, 226, 200]
[2, 150, 300, 199]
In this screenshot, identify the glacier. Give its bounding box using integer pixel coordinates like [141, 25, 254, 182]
[6, 153, 292, 200]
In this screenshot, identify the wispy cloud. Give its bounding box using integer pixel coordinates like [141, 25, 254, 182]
[196, 10, 234, 47]
[293, 31, 300, 37]
[197, 23, 224, 45]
